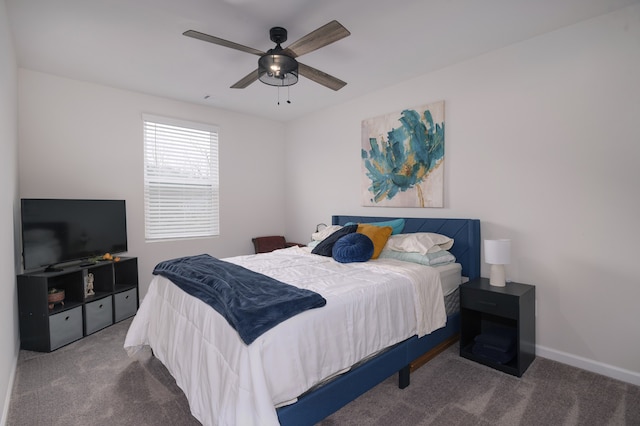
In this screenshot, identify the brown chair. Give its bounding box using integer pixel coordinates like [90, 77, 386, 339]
[252, 236, 302, 254]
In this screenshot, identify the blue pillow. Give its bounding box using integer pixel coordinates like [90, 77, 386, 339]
[332, 233, 374, 263]
[345, 218, 405, 235]
[311, 224, 358, 257]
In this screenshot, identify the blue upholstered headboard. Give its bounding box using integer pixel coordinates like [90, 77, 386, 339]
[332, 215, 481, 280]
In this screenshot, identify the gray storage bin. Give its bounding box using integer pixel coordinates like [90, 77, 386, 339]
[85, 296, 113, 335]
[49, 306, 83, 350]
[114, 288, 137, 322]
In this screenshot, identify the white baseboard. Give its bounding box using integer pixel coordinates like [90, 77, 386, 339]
[536, 344, 640, 386]
[0, 350, 18, 426]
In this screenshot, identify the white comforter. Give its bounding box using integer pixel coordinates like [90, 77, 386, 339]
[124, 246, 446, 426]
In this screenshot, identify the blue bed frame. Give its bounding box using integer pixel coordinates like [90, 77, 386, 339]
[277, 216, 481, 425]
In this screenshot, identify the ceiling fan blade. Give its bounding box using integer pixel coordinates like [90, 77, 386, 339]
[298, 63, 347, 91]
[230, 69, 259, 89]
[283, 20, 350, 58]
[183, 30, 265, 56]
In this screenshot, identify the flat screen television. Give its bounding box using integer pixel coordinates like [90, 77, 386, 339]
[21, 199, 128, 271]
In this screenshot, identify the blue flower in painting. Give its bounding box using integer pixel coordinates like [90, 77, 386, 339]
[362, 109, 444, 206]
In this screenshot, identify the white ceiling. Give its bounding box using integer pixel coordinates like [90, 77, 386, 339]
[6, 0, 638, 122]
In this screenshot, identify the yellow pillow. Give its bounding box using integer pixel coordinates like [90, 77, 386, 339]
[357, 224, 393, 259]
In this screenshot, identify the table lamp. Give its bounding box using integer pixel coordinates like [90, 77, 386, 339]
[484, 239, 511, 287]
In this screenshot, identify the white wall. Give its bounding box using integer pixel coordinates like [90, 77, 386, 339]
[0, 0, 19, 423]
[285, 4, 640, 384]
[18, 70, 287, 294]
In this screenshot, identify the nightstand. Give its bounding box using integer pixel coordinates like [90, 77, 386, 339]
[459, 277, 535, 377]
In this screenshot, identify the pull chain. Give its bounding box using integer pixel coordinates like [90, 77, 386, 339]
[276, 83, 292, 105]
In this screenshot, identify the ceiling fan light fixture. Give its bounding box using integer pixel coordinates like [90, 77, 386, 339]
[184, 21, 350, 90]
[258, 53, 299, 87]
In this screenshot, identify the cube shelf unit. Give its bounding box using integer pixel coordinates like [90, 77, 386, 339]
[17, 257, 139, 352]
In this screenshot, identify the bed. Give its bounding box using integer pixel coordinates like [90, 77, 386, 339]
[124, 215, 480, 425]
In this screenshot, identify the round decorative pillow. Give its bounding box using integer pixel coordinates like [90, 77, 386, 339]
[332, 233, 374, 263]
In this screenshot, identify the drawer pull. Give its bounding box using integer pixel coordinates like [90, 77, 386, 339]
[65, 316, 70, 321]
[478, 301, 497, 307]
[125, 295, 129, 300]
[99, 304, 103, 309]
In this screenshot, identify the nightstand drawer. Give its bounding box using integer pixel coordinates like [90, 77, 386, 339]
[461, 288, 518, 319]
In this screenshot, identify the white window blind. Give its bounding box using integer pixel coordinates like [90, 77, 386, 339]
[143, 114, 219, 241]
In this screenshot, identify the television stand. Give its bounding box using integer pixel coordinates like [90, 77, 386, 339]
[17, 257, 139, 352]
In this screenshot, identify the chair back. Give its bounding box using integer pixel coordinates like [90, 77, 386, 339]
[252, 236, 287, 253]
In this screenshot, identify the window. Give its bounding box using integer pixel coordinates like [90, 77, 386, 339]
[143, 114, 219, 241]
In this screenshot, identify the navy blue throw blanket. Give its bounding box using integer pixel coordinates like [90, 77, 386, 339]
[153, 254, 326, 345]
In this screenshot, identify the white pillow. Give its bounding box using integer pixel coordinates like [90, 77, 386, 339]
[311, 225, 343, 241]
[378, 248, 456, 266]
[384, 232, 453, 255]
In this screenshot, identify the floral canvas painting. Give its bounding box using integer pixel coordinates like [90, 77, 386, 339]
[361, 101, 445, 207]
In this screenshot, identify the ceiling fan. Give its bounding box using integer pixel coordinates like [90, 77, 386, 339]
[183, 20, 350, 91]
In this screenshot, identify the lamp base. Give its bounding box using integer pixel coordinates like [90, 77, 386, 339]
[489, 264, 506, 287]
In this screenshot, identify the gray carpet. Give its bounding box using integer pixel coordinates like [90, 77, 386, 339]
[8, 318, 640, 425]
[8, 318, 199, 426]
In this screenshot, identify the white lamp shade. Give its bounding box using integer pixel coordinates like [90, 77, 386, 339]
[484, 239, 511, 265]
[484, 239, 511, 287]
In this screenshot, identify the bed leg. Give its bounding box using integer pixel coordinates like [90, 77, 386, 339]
[398, 365, 410, 389]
